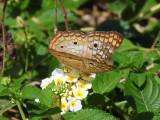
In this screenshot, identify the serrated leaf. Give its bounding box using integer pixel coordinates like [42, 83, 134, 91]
[147, 50, 160, 59]
[21, 85, 41, 99]
[0, 85, 10, 96]
[70, 109, 117, 120]
[92, 70, 121, 94]
[13, 76, 25, 91]
[26, 101, 61, 118]
[112, 52, 131, 67]
[130, 73, 146, 87]
[124, 76, 160, 113]
[146, 64, 160, 74]
[156, 31, 160, 51]
[39, 88, 56, 107]
[132, 51, 144, 68]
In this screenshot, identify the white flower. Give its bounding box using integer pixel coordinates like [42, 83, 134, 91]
[76, 80, 92, 90]
[52, 68, 64, 76]
[61, 98, 69, 115]
[50, 74, 67, 85]
[40, 78, 52, 89]
[81, 73, 96, 82]
[50, 68, 68, 85]
[35, 99, 40, 103]
[72, 87, 88, 100]
[69, 98, 82, 112]
[66, 70, 79, 83]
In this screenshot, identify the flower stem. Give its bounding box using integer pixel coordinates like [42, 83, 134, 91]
[59, 95, 61, 120]
[23, 30, 29, 73]
[16, 100, 26, 120]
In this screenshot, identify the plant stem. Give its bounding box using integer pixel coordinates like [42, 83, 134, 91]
[24, 30, 29, 73]
[16, 100, 26, 120]
[1, 0, 8, 77]
[115, 100, 127, 106]
[59, 95, 61, 120]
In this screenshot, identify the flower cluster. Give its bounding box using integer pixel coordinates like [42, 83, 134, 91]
[38, 68, 96, 115]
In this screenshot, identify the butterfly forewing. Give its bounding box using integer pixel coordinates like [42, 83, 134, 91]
[49, 30, 123, 73]
[87, 31, 123, 63]
[49, 30, 87, 58]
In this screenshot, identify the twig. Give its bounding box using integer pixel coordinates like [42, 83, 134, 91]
[1, 0, 8, 77]
[119, 78, 126, 83]
[151, 36, 158, 49]
[59, 0, 69, 31]
[54, 0, 58, 34]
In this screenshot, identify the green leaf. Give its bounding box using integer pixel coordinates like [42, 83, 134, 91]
[108, 0, 128, 12]
[117, 38, 137, 52]
[0, 85, 10, 96]
[21, 85, 41, 99]
[40, 0, 87, 11]
[26, 101, 61, 118]
[147, 50, 160, 60]
[124, 75, 160, 113]
[92, 70, 121, 94]
[39, 87, 56, 107]
[0, 116, 9, 120]
[132, 51, 144, 68]
[13, 76, 25, 91]
[38, 9, 78, 28]
[146, 64, 160, 74]
[130, 73, 146, 87]
[0, 99, 15, 116]
[112, 52, 131, 68]
[69, 109, 117, 120]
[0, 77, 11, 86]
[63, 112, 75, 120]
[156, 31, 160, 51]
[134, 112, 160, 120]
[87, 93, 105, 106]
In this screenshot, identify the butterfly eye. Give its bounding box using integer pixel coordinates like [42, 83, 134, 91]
[61, 46, 63, 48]
[73, 42, 77, 45]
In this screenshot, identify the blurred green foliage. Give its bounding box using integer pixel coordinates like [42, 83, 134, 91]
[0, 0, 160, 119]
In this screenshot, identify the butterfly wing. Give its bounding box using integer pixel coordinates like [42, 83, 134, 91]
[49, 30, 87, 58]
[48, 49, 115, 73]
[86, 31, 123, 63]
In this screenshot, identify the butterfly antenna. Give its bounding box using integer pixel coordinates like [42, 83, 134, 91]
[54, 0, 58, 34]
[59, 0, 69, 31]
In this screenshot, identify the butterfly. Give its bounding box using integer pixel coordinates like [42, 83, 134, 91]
[48, 30, 123, 73]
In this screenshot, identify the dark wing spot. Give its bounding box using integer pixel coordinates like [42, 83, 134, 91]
[94, 44, 97, 47]
[74, 42, 77, 45]
[61, 46, 63, 48]
[89, 62, 94, 66]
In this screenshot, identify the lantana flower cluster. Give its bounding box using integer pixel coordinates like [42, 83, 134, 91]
[38, 68, 96, 115]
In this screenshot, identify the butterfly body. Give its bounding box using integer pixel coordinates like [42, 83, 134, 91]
[49, 30, 123, 73]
